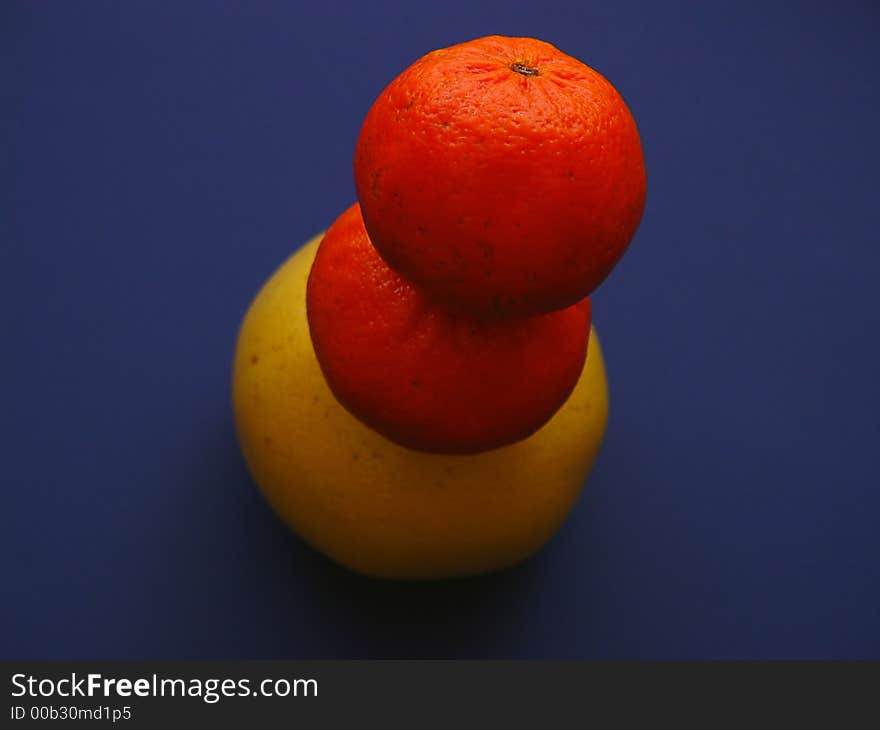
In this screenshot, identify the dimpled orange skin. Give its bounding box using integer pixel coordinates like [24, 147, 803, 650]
[306, 203, 591, 454]
[355, 35, 647, 318]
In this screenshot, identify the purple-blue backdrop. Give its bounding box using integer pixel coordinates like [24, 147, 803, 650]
[2, 1, 878, 658]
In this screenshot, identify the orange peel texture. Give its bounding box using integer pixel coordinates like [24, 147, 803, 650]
[306, 204, 591, 454]
[355, 35, 646, 318]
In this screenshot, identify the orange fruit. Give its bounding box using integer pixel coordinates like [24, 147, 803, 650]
[355, 35, 646, 317]
[306, 203, 590, 454]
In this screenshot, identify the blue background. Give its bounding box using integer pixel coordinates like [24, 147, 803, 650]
[2, 1, 878, 659]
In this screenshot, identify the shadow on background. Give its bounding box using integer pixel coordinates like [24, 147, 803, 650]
[147, 411, 547, 660]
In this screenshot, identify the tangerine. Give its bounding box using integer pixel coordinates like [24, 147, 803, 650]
[306, 203, 591, 454]
[355, 35, 646, 317]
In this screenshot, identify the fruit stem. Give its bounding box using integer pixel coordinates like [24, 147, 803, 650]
[510, 62, 539, 77]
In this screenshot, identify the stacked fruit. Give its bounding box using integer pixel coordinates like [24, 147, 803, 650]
[233, 35, 646, 578]
[306, 35, 646, 455]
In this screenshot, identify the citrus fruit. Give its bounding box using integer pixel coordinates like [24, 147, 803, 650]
[306, 203, 591, 454]
[233, 235, 609, 579]
[354, 34, 646, 317]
